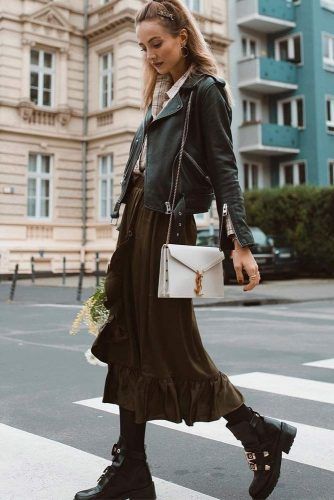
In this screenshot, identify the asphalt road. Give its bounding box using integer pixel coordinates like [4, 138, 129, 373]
[0, 297, 333, 500]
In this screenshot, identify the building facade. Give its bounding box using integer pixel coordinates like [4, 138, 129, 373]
[229, 0, 334, 191]
[0, 0, 231, 276]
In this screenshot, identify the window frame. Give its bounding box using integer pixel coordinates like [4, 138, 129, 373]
[243, 162, 263, 190]
[184, 0, 202, 13]
[240, 35, 259, 60]
[322, 32, 334, 71]
[328, 159, 334, 185]
[320, 0, 334, 13]
[30, 48, 56, 108]
[274, 32, 303, 66]
[98, 154, 114, 221]
[279, 160, 307, 187]
[99, 51, 114, 109]
[242, 97, 262, 124]
[325, 94, 334, 134]
[27, 153, 53, 220]
[277, 95, 306, 129]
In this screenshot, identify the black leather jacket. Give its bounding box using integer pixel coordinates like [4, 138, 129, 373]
[111, 72, 255, 252]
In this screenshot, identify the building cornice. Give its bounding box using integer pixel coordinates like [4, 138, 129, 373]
[85, 7, 136, 39]
[0, 124, 139, 143]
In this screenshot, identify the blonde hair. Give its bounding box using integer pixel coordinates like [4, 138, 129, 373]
[135, 0, 233, 112]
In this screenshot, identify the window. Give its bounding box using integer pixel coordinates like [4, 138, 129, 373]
[99, 155, 114, 219]
[184, 0, 200, 12]
[278, 97, 305, 128]
[243, 163, 262, 190]
[275, 34, 302, 64]
[323, 33, 334, 70]
[279, 161, 306, 186]
[242, 99, 260, 123]
[27, 154, 52, 218]
[329, 161, 334, 185]
[100, 52, 113, 109]
[30, 49, 55, 107]
[321, 0, 334, 13]
[241, 36, 258, 58]
[326, 96, 334, 132]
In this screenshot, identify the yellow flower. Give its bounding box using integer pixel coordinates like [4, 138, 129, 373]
[69, 280, 109, 337]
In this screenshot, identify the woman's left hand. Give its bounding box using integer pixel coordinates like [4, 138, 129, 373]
[231, 240, 261, 291]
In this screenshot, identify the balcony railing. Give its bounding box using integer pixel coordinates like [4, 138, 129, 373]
[237, 0, 296, 33]
[238, 57, 298, 93]
[239, 123, 300, 155]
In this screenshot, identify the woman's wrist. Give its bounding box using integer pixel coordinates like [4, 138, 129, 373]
[232, 237, 245, 251]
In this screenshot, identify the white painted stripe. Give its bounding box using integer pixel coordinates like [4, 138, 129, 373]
[229, 372, 334, 404]
[196, 307, 334, 321]
[0, 423, 219, 500]
[303, 358, 334, 370]
[26, 304, 82, 309]
[74, 399, 334, 472]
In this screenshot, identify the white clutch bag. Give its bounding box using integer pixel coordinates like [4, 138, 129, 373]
[158, 243, 224, 298]
[157, 90, 225, 299]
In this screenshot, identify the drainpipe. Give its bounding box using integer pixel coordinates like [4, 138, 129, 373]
[81, 0, 89, 262]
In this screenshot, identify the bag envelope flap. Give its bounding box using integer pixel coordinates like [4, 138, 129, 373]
[166, 244, 224, 273]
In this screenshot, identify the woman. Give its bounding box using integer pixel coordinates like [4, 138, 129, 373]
[75, 1, 296, 499]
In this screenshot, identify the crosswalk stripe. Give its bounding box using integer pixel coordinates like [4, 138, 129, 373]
[0, 423, 219, 500]
[74, 399, 334, 472]
[303, 358, 334, 370]
[196, 307, 334, 321]
[229, 372, 334, 404]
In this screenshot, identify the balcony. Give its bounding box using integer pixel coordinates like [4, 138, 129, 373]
[239, 123, 300, 155]
[238, 57, 298, 93]
[236, 0, 296, 33]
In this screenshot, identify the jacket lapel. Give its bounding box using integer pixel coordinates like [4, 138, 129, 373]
[149, 93, 184, 126]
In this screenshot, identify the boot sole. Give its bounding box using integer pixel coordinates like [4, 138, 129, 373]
[251, 422, 297, 500]
[73, 481, 157, 500]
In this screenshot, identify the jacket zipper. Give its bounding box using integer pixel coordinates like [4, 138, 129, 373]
[183, 150, 210, 183]
[222, 203, 242, 246]
[165, 150, 210, 214]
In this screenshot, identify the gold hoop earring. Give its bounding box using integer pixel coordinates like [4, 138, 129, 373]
[181, 45, 189, 58]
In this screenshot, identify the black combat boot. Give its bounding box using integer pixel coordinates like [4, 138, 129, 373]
[226, 407, 297, 499]
[74, 436, 156, 500]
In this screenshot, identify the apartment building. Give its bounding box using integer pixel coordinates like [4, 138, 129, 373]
[0, 0, 230, 275]
[229, 0, 334, 190]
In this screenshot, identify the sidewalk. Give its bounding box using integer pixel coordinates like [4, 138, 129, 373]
[1, 276, 334, 306]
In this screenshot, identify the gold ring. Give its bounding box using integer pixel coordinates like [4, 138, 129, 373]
[249, 275, 257, 279]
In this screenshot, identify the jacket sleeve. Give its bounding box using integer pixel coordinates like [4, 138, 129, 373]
[198, 81, 255, 253]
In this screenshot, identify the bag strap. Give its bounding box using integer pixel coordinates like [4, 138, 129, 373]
[166, 90, 194, 245]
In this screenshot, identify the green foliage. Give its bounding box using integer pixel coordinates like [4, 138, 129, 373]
[244, 185, 334, 275]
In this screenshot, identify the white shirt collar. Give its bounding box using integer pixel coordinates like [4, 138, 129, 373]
[165, 64, 194, 100]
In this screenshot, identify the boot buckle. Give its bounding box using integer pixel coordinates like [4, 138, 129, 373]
[245, 450, 271, 471]
[249, 463, 271, 471]
[112, 443, 121, 457]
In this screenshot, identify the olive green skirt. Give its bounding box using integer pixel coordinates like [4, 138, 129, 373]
[100, 173, 244, 426]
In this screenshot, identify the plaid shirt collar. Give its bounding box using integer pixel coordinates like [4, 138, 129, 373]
[151, 64, 194, 119]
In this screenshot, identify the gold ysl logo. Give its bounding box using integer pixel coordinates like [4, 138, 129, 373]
[194, 270, 204, 296]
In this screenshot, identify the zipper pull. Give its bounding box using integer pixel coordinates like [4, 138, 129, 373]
[222, 203, 228, 217]
[165, 201, 172, 214]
